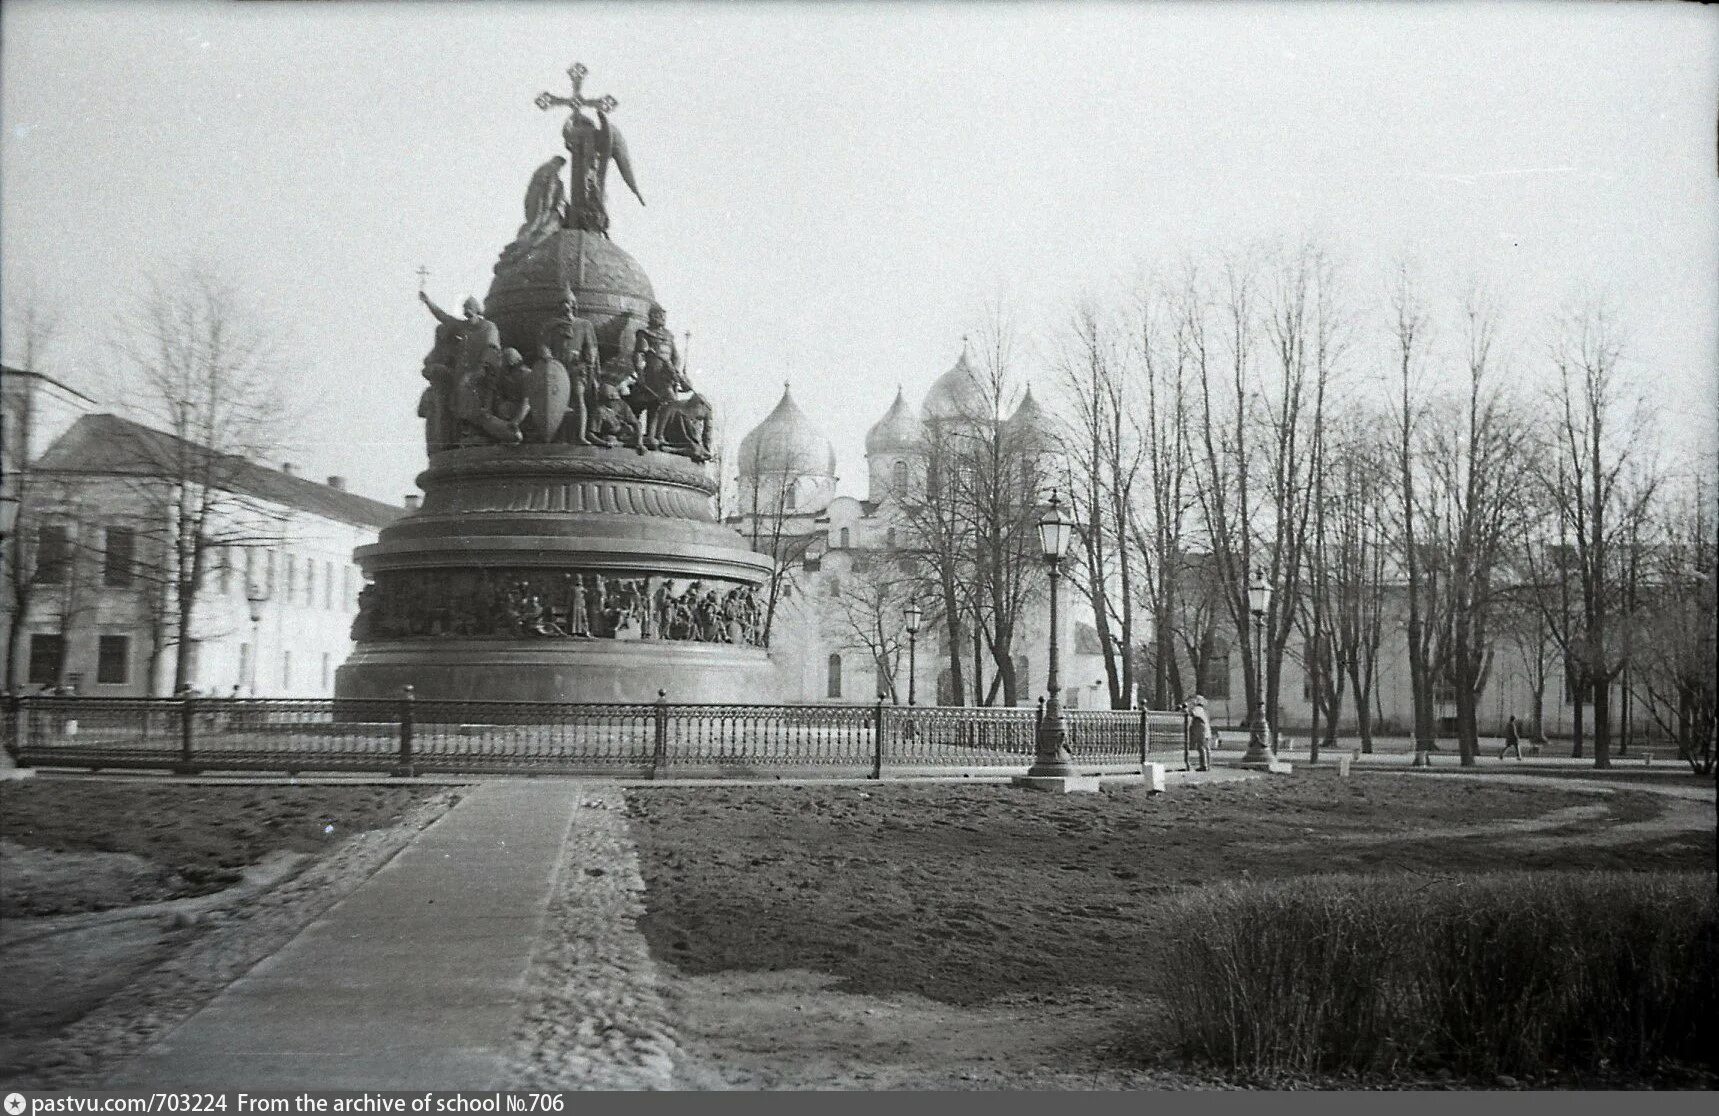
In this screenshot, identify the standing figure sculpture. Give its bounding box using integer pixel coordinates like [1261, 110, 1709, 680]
[417, 315, 462, 455]
[628, 304, 688, 452]
[502, 155, 569, 262]
[420, 291, 523, 446]
[535, 63, 645, 237]
[536, 287, 600, 444]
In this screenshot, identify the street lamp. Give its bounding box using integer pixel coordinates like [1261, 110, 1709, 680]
[246, 579, 270, 696]
[1026, 492, 1077, 778]
[1243, 568, 1274, 764]
[904, 600, 923, 706]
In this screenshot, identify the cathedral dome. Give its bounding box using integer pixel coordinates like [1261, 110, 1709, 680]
[1004, 385, 1056, 447]
[738, 385, 837, 478]
[921, 341, 989, 422]
[866, 386, 924, 453]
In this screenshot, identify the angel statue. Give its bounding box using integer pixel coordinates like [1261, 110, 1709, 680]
[535, 63, 644, 237]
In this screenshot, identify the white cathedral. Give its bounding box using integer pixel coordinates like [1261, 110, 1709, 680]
[724, 344, 1110, 709]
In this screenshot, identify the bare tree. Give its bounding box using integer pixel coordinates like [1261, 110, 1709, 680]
[820, 550, 915, 703]
[3, 286, 68, 690]
[1534, 304, 1658, 769]
[961, 303, 1052, 706]
[1384, 263, 1445, 760]
[1628, 466, 1716, 774]
[110, 266, 295, 692]
[1055, 297, 1142, 708]
[1421, 293, 1536, 763]
[736, 438, 816, 647]
[1187, 244, 1344, 741]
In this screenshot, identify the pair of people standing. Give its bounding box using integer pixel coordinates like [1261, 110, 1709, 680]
[1183, 695, 1217, 772]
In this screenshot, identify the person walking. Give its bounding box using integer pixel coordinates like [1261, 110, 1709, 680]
[1500, 714, 1524, 761]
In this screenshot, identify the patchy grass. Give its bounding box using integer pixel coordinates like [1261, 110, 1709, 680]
[1156, 871, 1718, 1080]
[0, 779, 445, 916]
[625, 773, 1709, 1007]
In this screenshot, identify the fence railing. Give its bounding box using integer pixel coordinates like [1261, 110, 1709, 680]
[1, 692, 1188, 780]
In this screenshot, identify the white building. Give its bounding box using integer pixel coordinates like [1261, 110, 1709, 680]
[728, 346, 1112, 709]
[2, 365, 400, 697]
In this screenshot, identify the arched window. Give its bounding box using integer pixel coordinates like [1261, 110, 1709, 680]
[827, 653, 843, 699]
[839, 527, 850, 549]
[828, 575, 841, 597]
[892, 459, 908, 493]
[784, 483, 798, 511]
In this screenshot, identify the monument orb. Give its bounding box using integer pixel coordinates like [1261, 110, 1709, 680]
[336, 66, 781, 710]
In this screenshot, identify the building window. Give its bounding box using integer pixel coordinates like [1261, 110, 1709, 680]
[321, 652, 331, 689]
[282, 650, 292, 690]
[839, 527, 850, 549]
[265, 550, 277, 595]
[1201, 653, 1231, 700]
[239, 642, 251, 690]
[826, 653, 843, 699]
[828, 575, 841, 597]
[892, 460, 907, 493]
[285, 555, 296, 604]
[97, 635, 130, 684]
[785, 485, 798, 511]
[36, 525, 69, 584]
[324, 561, 334, 609]
[886, 528, 896, 549]
[219, 547, 232, 595]
[103, 526, 135, 587]
[28, 634, 64, 686]
[343, 566, 353, 608]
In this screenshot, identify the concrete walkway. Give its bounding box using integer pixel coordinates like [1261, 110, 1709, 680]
[106, 781, 580, 1090]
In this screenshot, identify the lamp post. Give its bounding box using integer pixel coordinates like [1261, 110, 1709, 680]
[1025, 492, 1076, 778]
[904, 600, 923, 706]
[1242, 569, 1274, 764]
[246, 579, 269, 696]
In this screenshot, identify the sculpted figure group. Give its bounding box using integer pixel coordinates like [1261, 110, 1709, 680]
[417, 287, 712, 462]
[354, 569, 765, 647]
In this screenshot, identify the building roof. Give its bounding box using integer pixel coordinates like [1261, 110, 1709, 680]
[866, 385, 924, 454]
[921, 340, 989, 422]
[1004, 384, 1056, 446]
[737, 384, 838, 478]
[1, 363, 100, 406]
[32, 413, 401, 529]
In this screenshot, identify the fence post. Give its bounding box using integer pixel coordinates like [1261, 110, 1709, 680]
[394, 684, 417, 778]
[174, 687, 199, 775]
[872, 695, 885, 780]
[1139, 703, 1149, 770]
[651, 689, 669, 779]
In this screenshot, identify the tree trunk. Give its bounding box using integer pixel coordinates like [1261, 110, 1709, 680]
[1591, 676, 1612, 769]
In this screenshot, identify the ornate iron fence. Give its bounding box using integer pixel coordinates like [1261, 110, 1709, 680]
[5, 692, 1182, 780]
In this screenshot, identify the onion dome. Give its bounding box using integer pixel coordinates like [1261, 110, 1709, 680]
[1004, 385, 1056, 448]
[866, 385, 924, 453]
[738, 384, 837, 477]
[921, 338, 989, 422]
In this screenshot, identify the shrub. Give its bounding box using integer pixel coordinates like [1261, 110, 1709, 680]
[1155, 871, 1718, 1080]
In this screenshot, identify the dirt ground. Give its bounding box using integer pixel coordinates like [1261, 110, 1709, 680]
[0, 779, 441, 917]
[626, 771, 1717, 1088]
[0, 778, 448, 1056]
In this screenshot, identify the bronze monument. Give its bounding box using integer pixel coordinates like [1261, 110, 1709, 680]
[337, 65, 781, 708]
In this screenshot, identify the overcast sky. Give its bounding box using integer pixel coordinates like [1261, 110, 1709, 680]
[4, 0, 1715, 505]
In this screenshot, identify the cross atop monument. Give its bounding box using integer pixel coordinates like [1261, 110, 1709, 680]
[534, 62, 618, 119]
